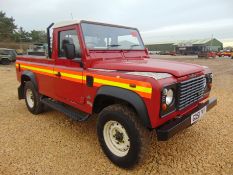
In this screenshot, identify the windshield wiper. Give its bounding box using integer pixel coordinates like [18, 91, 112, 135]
[130, 44, 140, 48]
[107, 44, 121, 47]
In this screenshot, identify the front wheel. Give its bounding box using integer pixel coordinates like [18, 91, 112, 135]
[24, 81, 44, 114]
[97, 104, 152, 168]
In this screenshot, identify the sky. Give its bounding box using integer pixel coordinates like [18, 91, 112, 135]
[1, 0, 233, 46]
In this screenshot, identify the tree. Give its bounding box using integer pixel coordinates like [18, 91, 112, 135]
[0, 11, 17, 41]
[30, 30, 47, 43]
[13, 28, 47, 43]
[16, 27, 31, 42]
[0, 11, 47, 43]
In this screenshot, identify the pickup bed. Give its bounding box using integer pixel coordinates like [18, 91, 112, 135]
[16, 20, 217, 168]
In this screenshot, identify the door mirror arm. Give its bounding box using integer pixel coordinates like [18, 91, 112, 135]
[72, 59, 84, 67]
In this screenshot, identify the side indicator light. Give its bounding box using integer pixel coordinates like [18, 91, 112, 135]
[129, 83, 136, 88]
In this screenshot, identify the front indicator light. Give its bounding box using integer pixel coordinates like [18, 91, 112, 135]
[162, 103, 167, 111]
[208, 83, 212, 89]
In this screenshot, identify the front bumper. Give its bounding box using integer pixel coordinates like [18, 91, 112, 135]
[156, 97, 217, 141]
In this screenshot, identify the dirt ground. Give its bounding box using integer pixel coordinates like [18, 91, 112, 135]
[0, 57, 232, 175]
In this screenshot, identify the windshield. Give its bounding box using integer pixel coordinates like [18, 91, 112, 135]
[81, 23, 144, 50]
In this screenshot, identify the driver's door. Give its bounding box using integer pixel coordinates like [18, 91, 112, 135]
[54, 28, 85, 105]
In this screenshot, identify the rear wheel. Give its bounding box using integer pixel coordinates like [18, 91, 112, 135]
[1, 58, 10, 65]
[97, 104, 152, 168]
[24, 81, 44, 114]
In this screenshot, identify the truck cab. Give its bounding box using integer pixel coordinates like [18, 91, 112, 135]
[16, 20, 217, 168]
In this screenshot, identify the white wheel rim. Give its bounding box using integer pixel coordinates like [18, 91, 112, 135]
[26, 89, 34, 108]
[103, 120, 130, 157]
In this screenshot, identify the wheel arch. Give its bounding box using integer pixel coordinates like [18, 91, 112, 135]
[1, 57, 10, 64]
[18, 70, 38, 99]
[93, 86, 152, 129]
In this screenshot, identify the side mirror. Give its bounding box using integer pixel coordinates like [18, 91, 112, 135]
[145, 48, 149, 55]
[64, 43, 75, 59]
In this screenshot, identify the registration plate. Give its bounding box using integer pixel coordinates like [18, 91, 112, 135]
[191, 106, 207, 124]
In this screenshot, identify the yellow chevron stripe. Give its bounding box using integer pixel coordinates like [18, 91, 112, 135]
[20, 64, 54, 74]
[94, 78, 152, 94]
[60, 72, 83, 80]
[17, 63, 152, 97]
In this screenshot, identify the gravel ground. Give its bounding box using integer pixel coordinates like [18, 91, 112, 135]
[0, 57, 232, 175]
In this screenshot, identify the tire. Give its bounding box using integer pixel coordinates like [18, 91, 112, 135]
[1, 58, 10, 65]
[97, 104, 152, 168]
[24, 81, 44, 114]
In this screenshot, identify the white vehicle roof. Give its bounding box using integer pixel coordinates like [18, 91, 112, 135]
[0, 48, 15, 51]
[53, 20, 81, 29]
[52, 20, 136, 30]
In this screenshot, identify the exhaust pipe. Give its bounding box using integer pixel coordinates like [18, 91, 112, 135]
[47, 23, 54, 58]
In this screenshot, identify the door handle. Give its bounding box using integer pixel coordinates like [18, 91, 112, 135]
[55, 72, 61, 77]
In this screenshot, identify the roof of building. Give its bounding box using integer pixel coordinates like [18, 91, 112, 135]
[173, 38, 216, 45]
[146, 42, 174, 45]
[145, 38, 222, 46]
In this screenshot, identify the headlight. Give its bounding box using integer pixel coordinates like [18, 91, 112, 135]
[166, 89, 174, 105]
[204, 73, 213, 92]
[163, 88, 174, 106]
[160, 85, 176, 118]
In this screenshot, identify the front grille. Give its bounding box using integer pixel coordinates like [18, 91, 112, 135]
[177, 76, 205, 110]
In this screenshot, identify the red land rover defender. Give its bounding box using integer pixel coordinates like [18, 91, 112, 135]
[16, 20, 217, 168]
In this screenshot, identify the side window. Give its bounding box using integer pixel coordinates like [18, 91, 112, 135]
[58, 30, 81, 58]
